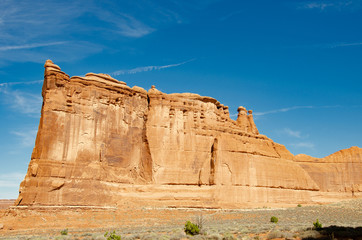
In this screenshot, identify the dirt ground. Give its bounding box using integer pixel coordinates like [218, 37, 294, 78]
[0, 199, 361, 240]
[0, 200, 15, 210]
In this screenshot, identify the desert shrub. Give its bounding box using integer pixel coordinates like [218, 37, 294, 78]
[206, 233, 222, 240]
[267, 230, 284, 239]
[299, 230, 322, 239]
[267, 231, 294, 239]
[123, 235, 138, 240]
[55, 236, 71, 240]
[60, 228, 68, 235]
[297, 204, 302, 207]
[28, 237, 46, 240]
[185, 220, 200, 235]
[313, 219, 322, 230]
[81, 232, 93, 237]
[170, 233, 187, 240]
[104, 230, 121, 240]
[222, 232, 236, 240]
[195, 214, 206, 233]
[140, 233, 166, 240]
[270, 216, 278, 223]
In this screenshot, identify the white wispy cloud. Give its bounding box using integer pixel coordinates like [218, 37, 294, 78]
[219, 10, 242, 22]
[0, 1, 156, 65]
[0, 172, 25, 188]
[286, 41, 362, 49]
[290, 142, 315, 149]
[254, 106, 313, 116]
[254, 105, 340, 116]
[302, 2, 335, 10]
[111, 59, 196, 76]
[12, 91, 42, 115]
[0, 86, 42, 115]
[283, 128, 302, 138]
[0, 42, 67, 51]
[0, 172, 26, 199]
[298, 1, 359, 11]
[11, 129, 38, 147]
[0, 80, 43, 87]
[327, 42, 362, 48]
[94, 12, 155, 38]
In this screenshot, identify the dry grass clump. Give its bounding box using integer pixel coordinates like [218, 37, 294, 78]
[54, 236, 71, 240]
[204, 233, 222, 240]
[297, 229, 322, 239]
[24, 237, 49, 240]
[90, 233, 107, 240]
[266, 230, 294, 239]
[169, 230, 187, 240]
[221, 232, 237, 240]
[140, 232, 169, 240]
[195, 214, 206, 233]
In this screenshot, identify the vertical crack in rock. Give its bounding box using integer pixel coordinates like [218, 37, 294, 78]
[209, 138, 218, 185]
[198, 169, 202, 186]
[139, 108, 153, 183]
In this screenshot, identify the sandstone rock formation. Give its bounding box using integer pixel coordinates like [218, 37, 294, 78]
[295, 146, 362, 194]
[14, 60, 362, 208]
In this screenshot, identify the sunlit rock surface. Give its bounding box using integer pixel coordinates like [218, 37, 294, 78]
[15, 60, 362, 208]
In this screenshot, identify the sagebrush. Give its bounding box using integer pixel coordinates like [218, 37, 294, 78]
[270, 216, 278, 223]
[184, 221, 200, 235]
[104, 230, 121, 240]
[313, 219, 322, 230]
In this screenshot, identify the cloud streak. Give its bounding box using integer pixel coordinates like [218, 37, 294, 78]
[283, 128, 302, 138]
[111, 59, 196, 76]
[0, 86, 42, 115]
[0, 172, 24, 188]
[219, 10, 242, 22]
[94, 12, 155, 38]
[328, 42, 362, 48]
[301, 2, 335, 10]
[290, 142, 315, 149]
[254, 105, 340, 116]
[286, 41, 362, 50]
[0, 80, 43, 87]
[0, 172, 26, 198]
[0, 1, 160, 65]
[298, 1, 357, 11]
[11, 129, 38, 147]
[0, 42, 67, 51]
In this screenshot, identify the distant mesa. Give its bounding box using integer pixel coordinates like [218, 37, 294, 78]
[14, 60, 362, 208]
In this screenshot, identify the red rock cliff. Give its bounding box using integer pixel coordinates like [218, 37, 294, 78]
[15, 61, 362, 208]
[295, 147, 362, 193]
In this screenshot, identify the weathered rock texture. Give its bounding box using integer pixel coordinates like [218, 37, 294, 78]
[295, 147, 362, 194]
[15, 60, 362, 208]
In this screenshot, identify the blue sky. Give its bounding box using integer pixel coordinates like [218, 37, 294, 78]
[0, 0, 361, 198]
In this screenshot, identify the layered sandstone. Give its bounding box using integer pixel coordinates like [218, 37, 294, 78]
[14, 60, 362, 208]
[295, 147, 362, 193]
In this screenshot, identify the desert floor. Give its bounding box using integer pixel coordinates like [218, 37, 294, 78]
[0, 199, 361, 240]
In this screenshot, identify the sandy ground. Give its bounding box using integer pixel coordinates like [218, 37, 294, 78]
[0, 200, 14, 210]
[0, 199, 361, 239]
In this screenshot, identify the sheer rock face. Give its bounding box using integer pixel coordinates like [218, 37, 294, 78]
[295, 147, 362, 193]
[15, 60, 361, 207]
[17, 60, 152, 206]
